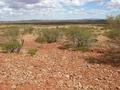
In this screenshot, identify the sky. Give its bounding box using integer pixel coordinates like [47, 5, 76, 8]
[0, 0, 120, 21]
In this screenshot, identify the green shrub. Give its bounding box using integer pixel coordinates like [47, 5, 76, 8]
[36, 29, 59, 43]
[107, 29, 120, 43]
[27, 49, 37, 56]
[63, 26, 94, 51]
[1, 40, 22, 53]
[23, 26, 34, 34]
[107, 15, 120, 29]
[4, 28, 20, 40]
[106, 15, 120, 43]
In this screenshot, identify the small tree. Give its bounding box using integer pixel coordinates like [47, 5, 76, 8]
[107, 29, 120, 44]
[103, 15, 120, 64]
[107, 15, 114, 28]
[107, 15, 120, 29]
[107, 15, 120, 44]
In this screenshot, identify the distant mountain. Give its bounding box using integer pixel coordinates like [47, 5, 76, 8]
[0, 19, 106, 24]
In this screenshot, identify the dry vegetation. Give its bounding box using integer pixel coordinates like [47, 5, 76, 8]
[0, 15, 120, 90]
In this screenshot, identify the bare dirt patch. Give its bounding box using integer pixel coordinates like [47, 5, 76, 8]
[0, 42, 120, 90]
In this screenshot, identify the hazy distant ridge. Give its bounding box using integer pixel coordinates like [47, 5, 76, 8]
[0, 19, 106, 24]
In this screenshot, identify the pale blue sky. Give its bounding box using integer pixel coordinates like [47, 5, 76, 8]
[0, 0, 120, 21]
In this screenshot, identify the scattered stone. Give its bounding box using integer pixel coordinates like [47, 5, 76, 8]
[0, 39, 119, 90]
[65, 75, 70, 79]
[11, 84, 17, 90]
[116, 86, 120, 90]
[86, 64, 91, 68]
[117, 70, 120, 73]
[78, 82, 83, 88]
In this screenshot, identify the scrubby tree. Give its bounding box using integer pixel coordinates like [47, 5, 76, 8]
[1, 27, 23, 53]
[36, 29, 60, 43]
[63, 26, 95, 51]
[107, 15, 120, 29]
[107, 15, 120, 44]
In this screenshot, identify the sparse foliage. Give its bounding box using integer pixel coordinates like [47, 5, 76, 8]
[0, 26, 22, 53]
[23, 26, 34, 34]
[107, 29, 120, 44]
[36, 29, 59, 43]
[4, 27, 20, 40]
[107, 15, 120, 29]
[107, 15, 120, 44]
[1, 40, 22, 53]
[63, 26, 94, 51]
[27, 48, 37, 56]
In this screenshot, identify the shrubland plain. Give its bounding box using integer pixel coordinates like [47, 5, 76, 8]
[0, 15, 120, 90]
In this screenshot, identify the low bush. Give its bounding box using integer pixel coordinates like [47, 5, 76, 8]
[36, 29, 59, 43]
[27, 48, 37, 56]
[0, 26, 23, 53]
[23, 26, 34, 34]
[86, 15, 120, 66]
[107, 15, 120, 29]
[63, 26, 94, 51]
[106, 15, 120, 44]
[107, 29, 120, 43]
[4, 28, 20, 40]
[1, 40, 22, 53]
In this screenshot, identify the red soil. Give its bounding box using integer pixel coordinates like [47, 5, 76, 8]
[0, 35, 119, 90]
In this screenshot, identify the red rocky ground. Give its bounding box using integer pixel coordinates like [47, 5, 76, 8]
[0, 35, 120, 90]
